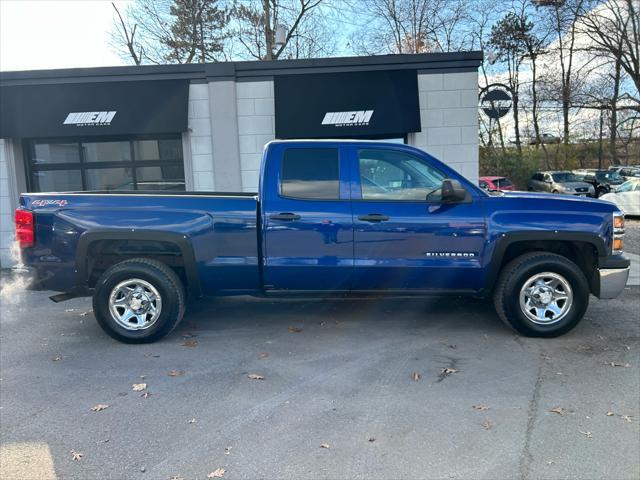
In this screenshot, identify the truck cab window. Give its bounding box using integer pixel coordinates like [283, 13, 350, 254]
[358, 149, 445, 201]
[280, 148, 339, 199]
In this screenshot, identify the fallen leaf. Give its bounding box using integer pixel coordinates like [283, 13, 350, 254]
[606, 411, 615, 416]
[144, 353, 152, 357]
[604, 361, 631, 368]
[182, 339, 198, 347]
[169, 476, 184, 480]
[247, 373, 264, 380]
[441, 367, 459, 375]
[368, 437, 376, 442]
[549, 407, 567, 416]
[80, 310, 92, 316]
[65, 308, 75, 313]
[320, 443, 330, 449]
[91, 404, 109, 412]
[52, 356, 63, 362]
[188, 418, 196, 424]
[579, 430, 593, 438]
[259, 352, 269, 358]
[224, 446, 232, 455]
[473, 405, 490, 411]
[140, 375, 146, 380]
[622, 415, 633, 423]
[288, 326, 303, 333]
[182, 332, 197, 338]
[132, 383, 147, 391]
[448, 344, 457, 349]
[168, 370, 185, 377]
[70, 450, 83, 461]
[481, 420, 493, 430]
[411, 372, 422, 381]
[208, 467, 226, 478]
[141, 392, 151, 398]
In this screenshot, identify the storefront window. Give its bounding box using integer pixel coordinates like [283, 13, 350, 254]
[28, 136, 185, 192]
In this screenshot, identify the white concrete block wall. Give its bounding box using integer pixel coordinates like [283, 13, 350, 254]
[409, 71, 479, 183]
[0, 140, 15, 267]
[187, 84, 215, 191]
[236, 81, 275, 192]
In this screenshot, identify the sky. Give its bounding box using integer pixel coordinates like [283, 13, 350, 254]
[0, 0, 132, 72]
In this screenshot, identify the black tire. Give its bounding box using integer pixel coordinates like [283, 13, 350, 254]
[552, 190, 559, 194]
[493, 252, 589, 337]
[93, 258, 185, 343]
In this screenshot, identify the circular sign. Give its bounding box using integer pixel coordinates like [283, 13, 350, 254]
[479, 83, 512, 119]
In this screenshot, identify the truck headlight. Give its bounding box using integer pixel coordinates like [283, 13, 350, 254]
[613, 212, 625, 254]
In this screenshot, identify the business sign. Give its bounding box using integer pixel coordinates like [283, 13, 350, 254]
[63, 111, 117, 126]
[0, 80, 188, 138]
[479, 83, 512, 119]
[274, 70, 420, 139]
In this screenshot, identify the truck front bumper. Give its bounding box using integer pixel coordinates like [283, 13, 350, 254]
[593, 254, 631, 299]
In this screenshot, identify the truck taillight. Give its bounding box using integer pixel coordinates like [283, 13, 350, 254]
[612, 212, 624, 255]
[15, 209, 34, 248]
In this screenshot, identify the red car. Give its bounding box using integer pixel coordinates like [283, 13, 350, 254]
[479, 176, 515, 192]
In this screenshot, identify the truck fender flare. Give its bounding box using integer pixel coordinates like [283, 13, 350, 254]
[484, 231, 607, 290]
[75, 229, 201, 298]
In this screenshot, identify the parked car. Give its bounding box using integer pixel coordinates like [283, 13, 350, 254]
[479, 176, 515, 192]
[16, 140, 629, 343]
[600, 179, 640, 216]
[529, 133, 561, 145]
[617, 167, 640, 180]
[528, 171, 594, 196]
[574, 169, 625, 197]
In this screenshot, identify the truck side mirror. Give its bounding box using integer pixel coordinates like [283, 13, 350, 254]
[441, 179, 467, 203]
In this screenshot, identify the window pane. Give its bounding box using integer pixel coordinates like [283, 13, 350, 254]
[281, 148, 339, 199]
[32, 170, 82, 192]
[85, 167, 134, 190]
[33, 143, 79, 165]
[358, 149, 444, 201]
[134, 139, 182, 161]
[136, 165, 185, 191]
[83, 141, 131, 163]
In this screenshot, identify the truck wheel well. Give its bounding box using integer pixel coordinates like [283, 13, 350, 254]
[86, 239, 188, 290]
[499, 240, 598, 285]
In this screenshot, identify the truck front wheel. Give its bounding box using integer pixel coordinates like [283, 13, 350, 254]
[93, 258, 185, 343]
[493, 252, 589, 337]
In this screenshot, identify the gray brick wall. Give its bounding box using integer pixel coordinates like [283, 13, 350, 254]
[409, 72, 479, 183]
[236, 81, 275, 192]
[187, 84, 215, 191]
[0, 140, 15, 267]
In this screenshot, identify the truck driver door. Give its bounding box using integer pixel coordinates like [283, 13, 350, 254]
[262, 143, 354, 292]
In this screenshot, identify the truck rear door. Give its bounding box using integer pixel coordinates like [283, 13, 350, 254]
[348, 145, 487, 291]
[261, 143, 353, 292]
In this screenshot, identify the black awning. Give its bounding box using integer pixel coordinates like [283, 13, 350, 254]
[0, 80, 189, 138]
[274, 70, 421, 139]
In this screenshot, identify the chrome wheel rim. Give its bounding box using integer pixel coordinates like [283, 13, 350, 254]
[519, 272, 573, 325]
[108, 278, 162, 331]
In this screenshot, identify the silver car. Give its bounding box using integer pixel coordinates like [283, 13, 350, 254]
[528, 171, 595, 196]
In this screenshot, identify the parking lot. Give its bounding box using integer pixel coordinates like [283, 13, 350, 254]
[1, 223, 639, 480]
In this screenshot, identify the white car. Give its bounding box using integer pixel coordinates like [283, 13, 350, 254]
[600, 179, 640, 216]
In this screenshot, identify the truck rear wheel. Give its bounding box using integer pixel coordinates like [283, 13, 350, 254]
[93, 258, 185, 343]
[493, 252, 589, 337]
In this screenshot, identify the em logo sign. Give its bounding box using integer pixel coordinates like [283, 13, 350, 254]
[63, 111, 117, 126]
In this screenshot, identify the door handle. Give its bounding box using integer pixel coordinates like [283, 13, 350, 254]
[269, 212, 301, 221]
[358, 214, 390, 222]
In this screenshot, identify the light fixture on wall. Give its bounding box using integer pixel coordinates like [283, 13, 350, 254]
[275, 25, 287, 48]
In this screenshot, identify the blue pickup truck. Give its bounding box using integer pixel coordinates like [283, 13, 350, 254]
[16, 140, 630, 343]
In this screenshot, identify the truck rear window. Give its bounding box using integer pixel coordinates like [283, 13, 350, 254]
[281, 148, 339, 200]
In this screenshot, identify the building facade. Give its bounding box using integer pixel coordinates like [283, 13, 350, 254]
[0, 52, 482, 267]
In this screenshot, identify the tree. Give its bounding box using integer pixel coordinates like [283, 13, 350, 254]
[489, 11, 533, 156]
[349, 0, 471, 55]
[111, 0, 230, 64]
[230, 0, 328, 61]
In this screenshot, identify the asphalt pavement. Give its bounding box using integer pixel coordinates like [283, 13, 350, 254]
[1, 228, 639, 480]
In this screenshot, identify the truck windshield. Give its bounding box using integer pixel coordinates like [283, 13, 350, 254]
[596, 171, 623, 182]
